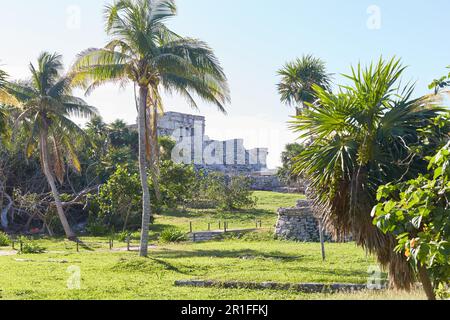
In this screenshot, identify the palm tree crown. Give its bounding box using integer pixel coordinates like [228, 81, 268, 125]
[0, 52, 97, 238]
[72, 0, 230, 111]
[5, 52, 97, 176]
[278, 54, 332, 114]
[291, 57, 449, 289]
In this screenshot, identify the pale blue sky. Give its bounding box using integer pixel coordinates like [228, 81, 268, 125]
[1, 0, 449, 168]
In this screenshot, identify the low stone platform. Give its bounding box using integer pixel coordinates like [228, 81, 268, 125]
[188, 229, 259, 242]
[174, 280, 381, 293]
[275, 200, 331, 242]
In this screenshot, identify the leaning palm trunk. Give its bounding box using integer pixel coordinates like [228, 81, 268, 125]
[138, 86, 153, 257]
[39, 127, 75, 240]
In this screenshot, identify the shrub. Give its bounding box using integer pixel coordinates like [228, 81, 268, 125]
[373, 142, 450, 299]
[151, 160, 198, 211]
[19, 237, 46, 254]
[89, 165, 143, 232]
[86, 220, 109, 236]
[116, 231, 131, 242]
[200, 173, 257, 210]
[89, 162, 197, 231]
[159, 228, 187, 243]
[0, 232, 10, 247]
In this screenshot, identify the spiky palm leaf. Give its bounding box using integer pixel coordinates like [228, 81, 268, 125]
[2, 52, 97, 181]
[71, 0, 230, 134]
[278, 55, 332, 115]
[0, 69, 20, 142]
[291, 58, 449, 289]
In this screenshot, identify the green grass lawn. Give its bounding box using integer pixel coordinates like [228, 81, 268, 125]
[152, 191, 304, 234]
[0, 238, 425, 300]
[0, 191, 426, 300]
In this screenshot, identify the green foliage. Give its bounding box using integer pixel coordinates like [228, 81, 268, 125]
[153, 160, 197, 211]
[277, 143, 305, 185]
[90, 165, 142, 232]
[86, 220, 110, 236]
[428, 66, 450, 94]
[277, 54, 332, 114]
[200, 173, 257, 211]
[373, 142, 450, 298]
[158, 136, 176, 161]
[116, 231, 132, 242]
[0, 232, 10, 246]
[18, 237, 46, 254]
[291, 57, 449, 289]
[159, 227, 187, 243]
[89, 161, 198, 231]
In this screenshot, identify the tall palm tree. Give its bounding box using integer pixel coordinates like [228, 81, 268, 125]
[0, 52, 97, 239]
[291, 58, 448, 289]
[277, 55, 332, 116]
[71, 0, 230, 256]
[0, 69, 20, 139]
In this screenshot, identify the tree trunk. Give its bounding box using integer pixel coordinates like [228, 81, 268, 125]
[39, 128, 75, 239]
[418, 264, 436, 300]
[138, 86, 153, 257]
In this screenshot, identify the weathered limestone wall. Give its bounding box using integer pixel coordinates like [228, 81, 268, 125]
[157, 111, 269, 173]
[251, 175, 283, 191]
[275, 200, 331, 242]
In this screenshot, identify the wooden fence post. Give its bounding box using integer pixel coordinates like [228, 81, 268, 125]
[189, 222, 193, 233]
[319, 220, 326, 261]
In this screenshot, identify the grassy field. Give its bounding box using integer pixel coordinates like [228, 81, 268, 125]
[0, 192, 426, 300]
[151, 191, 304, 234]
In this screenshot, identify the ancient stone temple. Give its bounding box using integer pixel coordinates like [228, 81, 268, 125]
[157, 112, 270, 174]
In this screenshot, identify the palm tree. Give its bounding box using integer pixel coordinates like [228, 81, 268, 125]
[71, 0, 230, 256]
[277, 54, 332, 116]
[0, 52, 97, 239]
[0, 69, 20, 139]
[277, 55, 332, 147]
[291, 58, 448, 289]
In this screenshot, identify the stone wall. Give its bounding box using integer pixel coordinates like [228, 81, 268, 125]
[251, 175, 283, 191]
[275, 200, 331, 242]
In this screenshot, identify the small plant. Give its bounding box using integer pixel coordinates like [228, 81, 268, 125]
[116, 231, 131, 242]
[0, 232, 10, 247]
[86, 221, 109, 236]
[159, 228, 187, 243]
[18, 237, 46, 254]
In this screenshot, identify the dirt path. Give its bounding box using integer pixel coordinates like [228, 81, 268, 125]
[0, 250, 17, 257]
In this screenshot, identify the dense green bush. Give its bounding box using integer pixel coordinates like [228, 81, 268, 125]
[18, 237, 46, 254]
[85, 220, 110, 236]
[199, 173, 257, 210]
[93, 165, 143, 231]
[0, 232, 10, 246]
[373, 142, 450, 299]
[159, 228, 187, 243]
[88, 161, 197, 232]
[153, 160, 197, 210]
